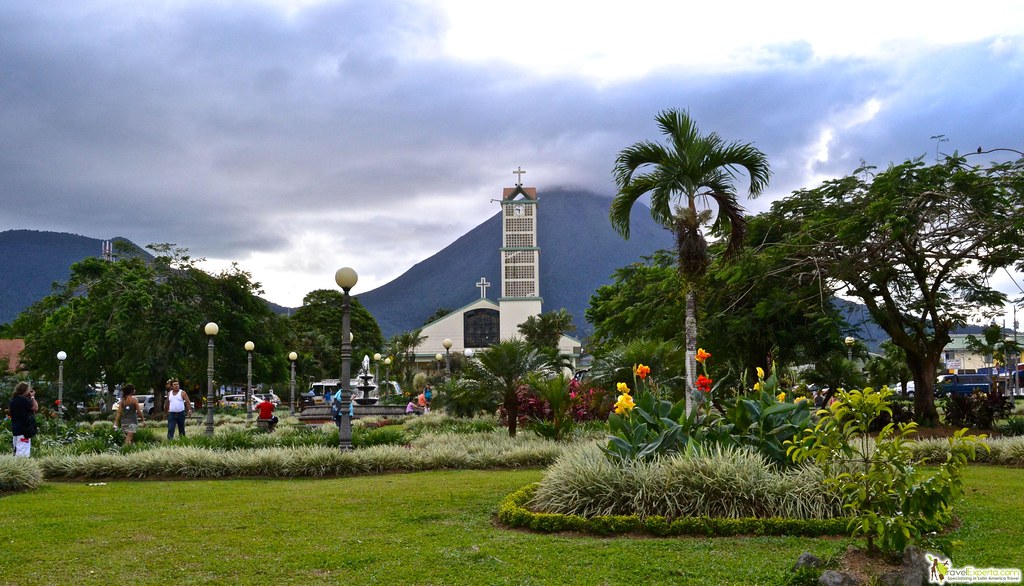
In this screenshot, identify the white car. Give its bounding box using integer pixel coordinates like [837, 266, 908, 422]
[254, 393, 281, 406]
[112, 394, 156, 416]
[220, 394, 261, 409]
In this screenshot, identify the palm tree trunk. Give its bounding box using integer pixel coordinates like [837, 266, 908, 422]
[685, 289, 697, 416]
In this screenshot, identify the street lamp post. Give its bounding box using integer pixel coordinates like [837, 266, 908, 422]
[383, 357, 391, 399]
[204, 322, 219, 437]
[56, 351, 67, 415]
[335, 267, 358, 451]
[435, 353, 443, 377]
[1005, 337, 1016, 399]
[845, 336, 856, 362]
[244, 340, 255, 421]
[442, 339, 452, 379]
[373, 352, 381, 388]
[288, 351, 298, 415]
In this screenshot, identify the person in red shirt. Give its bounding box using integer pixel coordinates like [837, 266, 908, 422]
[256, 399, 278, 432]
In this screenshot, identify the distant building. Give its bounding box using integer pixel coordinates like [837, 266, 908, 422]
[415, 171, 582, 370]
[0, 339, 25, 373]
[941, 333, 1021, 372]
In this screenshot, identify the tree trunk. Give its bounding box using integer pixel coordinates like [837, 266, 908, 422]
[685, 290, 697, 416]
[505, 393, 518, 438]
[911, 357, 940, 426]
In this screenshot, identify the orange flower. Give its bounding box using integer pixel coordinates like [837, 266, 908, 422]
[696, 348, 711, 364]
[634, 364, 651, 380]
[696, 374, 713, 393]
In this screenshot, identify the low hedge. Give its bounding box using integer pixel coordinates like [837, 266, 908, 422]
[497, 483, 849, 537]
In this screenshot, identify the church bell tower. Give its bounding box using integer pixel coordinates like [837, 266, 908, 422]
[499, 167, 543, 340]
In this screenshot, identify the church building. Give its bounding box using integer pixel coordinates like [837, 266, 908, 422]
[413, 169, 582, 370]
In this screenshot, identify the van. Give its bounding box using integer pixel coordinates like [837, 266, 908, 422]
[935, 374, 991, 397]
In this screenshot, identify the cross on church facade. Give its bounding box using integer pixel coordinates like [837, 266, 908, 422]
[513, 166, 526, 186]
[476, 277, 491, 299]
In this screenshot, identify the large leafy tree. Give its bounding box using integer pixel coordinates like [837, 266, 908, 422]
[11, 245, 290, 411]
[610, 109, 770, 415]
[771, 155, 1024, 425]
[288, 289, 384, 383]
[460, 338, 557, 437]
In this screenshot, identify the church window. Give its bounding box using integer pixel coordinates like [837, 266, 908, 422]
[464, 308, 500, 347]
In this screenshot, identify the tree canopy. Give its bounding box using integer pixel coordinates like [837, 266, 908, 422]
[769, 154, 1024, 424]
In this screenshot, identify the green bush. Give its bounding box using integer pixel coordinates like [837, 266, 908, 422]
[996, 415, 1024, 437]
[788, 386, 985, 554]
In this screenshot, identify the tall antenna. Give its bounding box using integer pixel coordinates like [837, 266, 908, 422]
[102, 240, 112, 262]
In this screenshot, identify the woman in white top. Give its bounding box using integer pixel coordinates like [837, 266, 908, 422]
[165, 379, 192, 440]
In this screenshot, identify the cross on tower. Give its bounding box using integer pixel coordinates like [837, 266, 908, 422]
[476, 277, 491, 299]
[513, 166, 526, 186]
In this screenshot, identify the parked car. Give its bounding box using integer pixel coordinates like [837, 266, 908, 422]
[220, 394, 262, 409]
[112, 394, 156, 416]
[254, 392, 281, 406]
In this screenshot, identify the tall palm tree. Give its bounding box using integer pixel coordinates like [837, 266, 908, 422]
[609, 109, 770, 415]
[462, 338, 557, 437]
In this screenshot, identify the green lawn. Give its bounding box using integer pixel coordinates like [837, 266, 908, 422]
[1, 466, 1020, 585]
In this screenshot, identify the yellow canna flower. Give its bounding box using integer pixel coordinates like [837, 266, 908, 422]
[795, 396, 807, 403]
[756, 367, 765, 380]
[617, 382, 631, 394]
[614, 392, 635, 414]
[753, 381, 763, 392]
[777, 392, 786, 402]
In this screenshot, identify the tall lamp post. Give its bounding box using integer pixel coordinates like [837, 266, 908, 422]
[844, 336, 856, 362]
[1005, 337, 1017, 399]
[383, 357, 391, 399]
[435, 353, 444, 377]
[288, 351, 298, 415]
[204, 322, 219, 437]
[244, 340, 255, 420]
[57, 351, 67, 414]
[442, 339, 452, 379]
[373, 352, 382, 387]
[335, 267, 358, 451]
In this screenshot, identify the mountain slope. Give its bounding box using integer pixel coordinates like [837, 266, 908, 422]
[358, 188, 675, 338]
[0, 230, 148, 325]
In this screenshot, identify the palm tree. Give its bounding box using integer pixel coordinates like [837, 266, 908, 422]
[462, 338, 556, 437]
[609, 109, 770, 415]
[386, 328, 426, 391]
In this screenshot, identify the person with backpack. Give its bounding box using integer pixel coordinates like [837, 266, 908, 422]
[9, 382, 39, 457]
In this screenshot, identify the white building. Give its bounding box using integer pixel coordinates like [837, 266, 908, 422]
[414, 171, 582, 369]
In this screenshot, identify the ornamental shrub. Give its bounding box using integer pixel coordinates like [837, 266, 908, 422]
[787, 386, 986, 554]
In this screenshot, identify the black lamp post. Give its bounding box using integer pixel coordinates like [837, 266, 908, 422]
[442, 338, 452, 379]
[204, 322, 219, 437]
[57, 351, 67, 414]
[335, 267, 357, 451]
[845, 336, 855, 362]
[244, 340, 255, 420]
[288, 351, 297, 415]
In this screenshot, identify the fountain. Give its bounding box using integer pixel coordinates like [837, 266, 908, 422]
[353, 354, 379, 406]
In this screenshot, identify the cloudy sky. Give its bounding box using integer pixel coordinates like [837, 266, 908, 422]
[3, 0, 1024, 322]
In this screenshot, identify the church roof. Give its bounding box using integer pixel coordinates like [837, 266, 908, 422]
[502, 185, 537, 200]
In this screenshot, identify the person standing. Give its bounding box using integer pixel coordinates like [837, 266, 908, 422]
[9, 382, 39, 457]
[165, 379, 192, 440]
[114, 384, 145, 445]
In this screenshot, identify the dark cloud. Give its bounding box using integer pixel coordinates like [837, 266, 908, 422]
[1, 2, 1021, 304]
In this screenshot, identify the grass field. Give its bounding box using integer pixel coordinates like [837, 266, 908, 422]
[0, 466, 1020, 585]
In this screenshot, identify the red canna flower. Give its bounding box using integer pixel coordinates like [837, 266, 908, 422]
[634, 364, 651, 380]
[696, 375, 713, 393]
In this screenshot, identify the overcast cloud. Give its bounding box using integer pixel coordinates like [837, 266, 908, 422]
[2, 0, 1023, 321]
